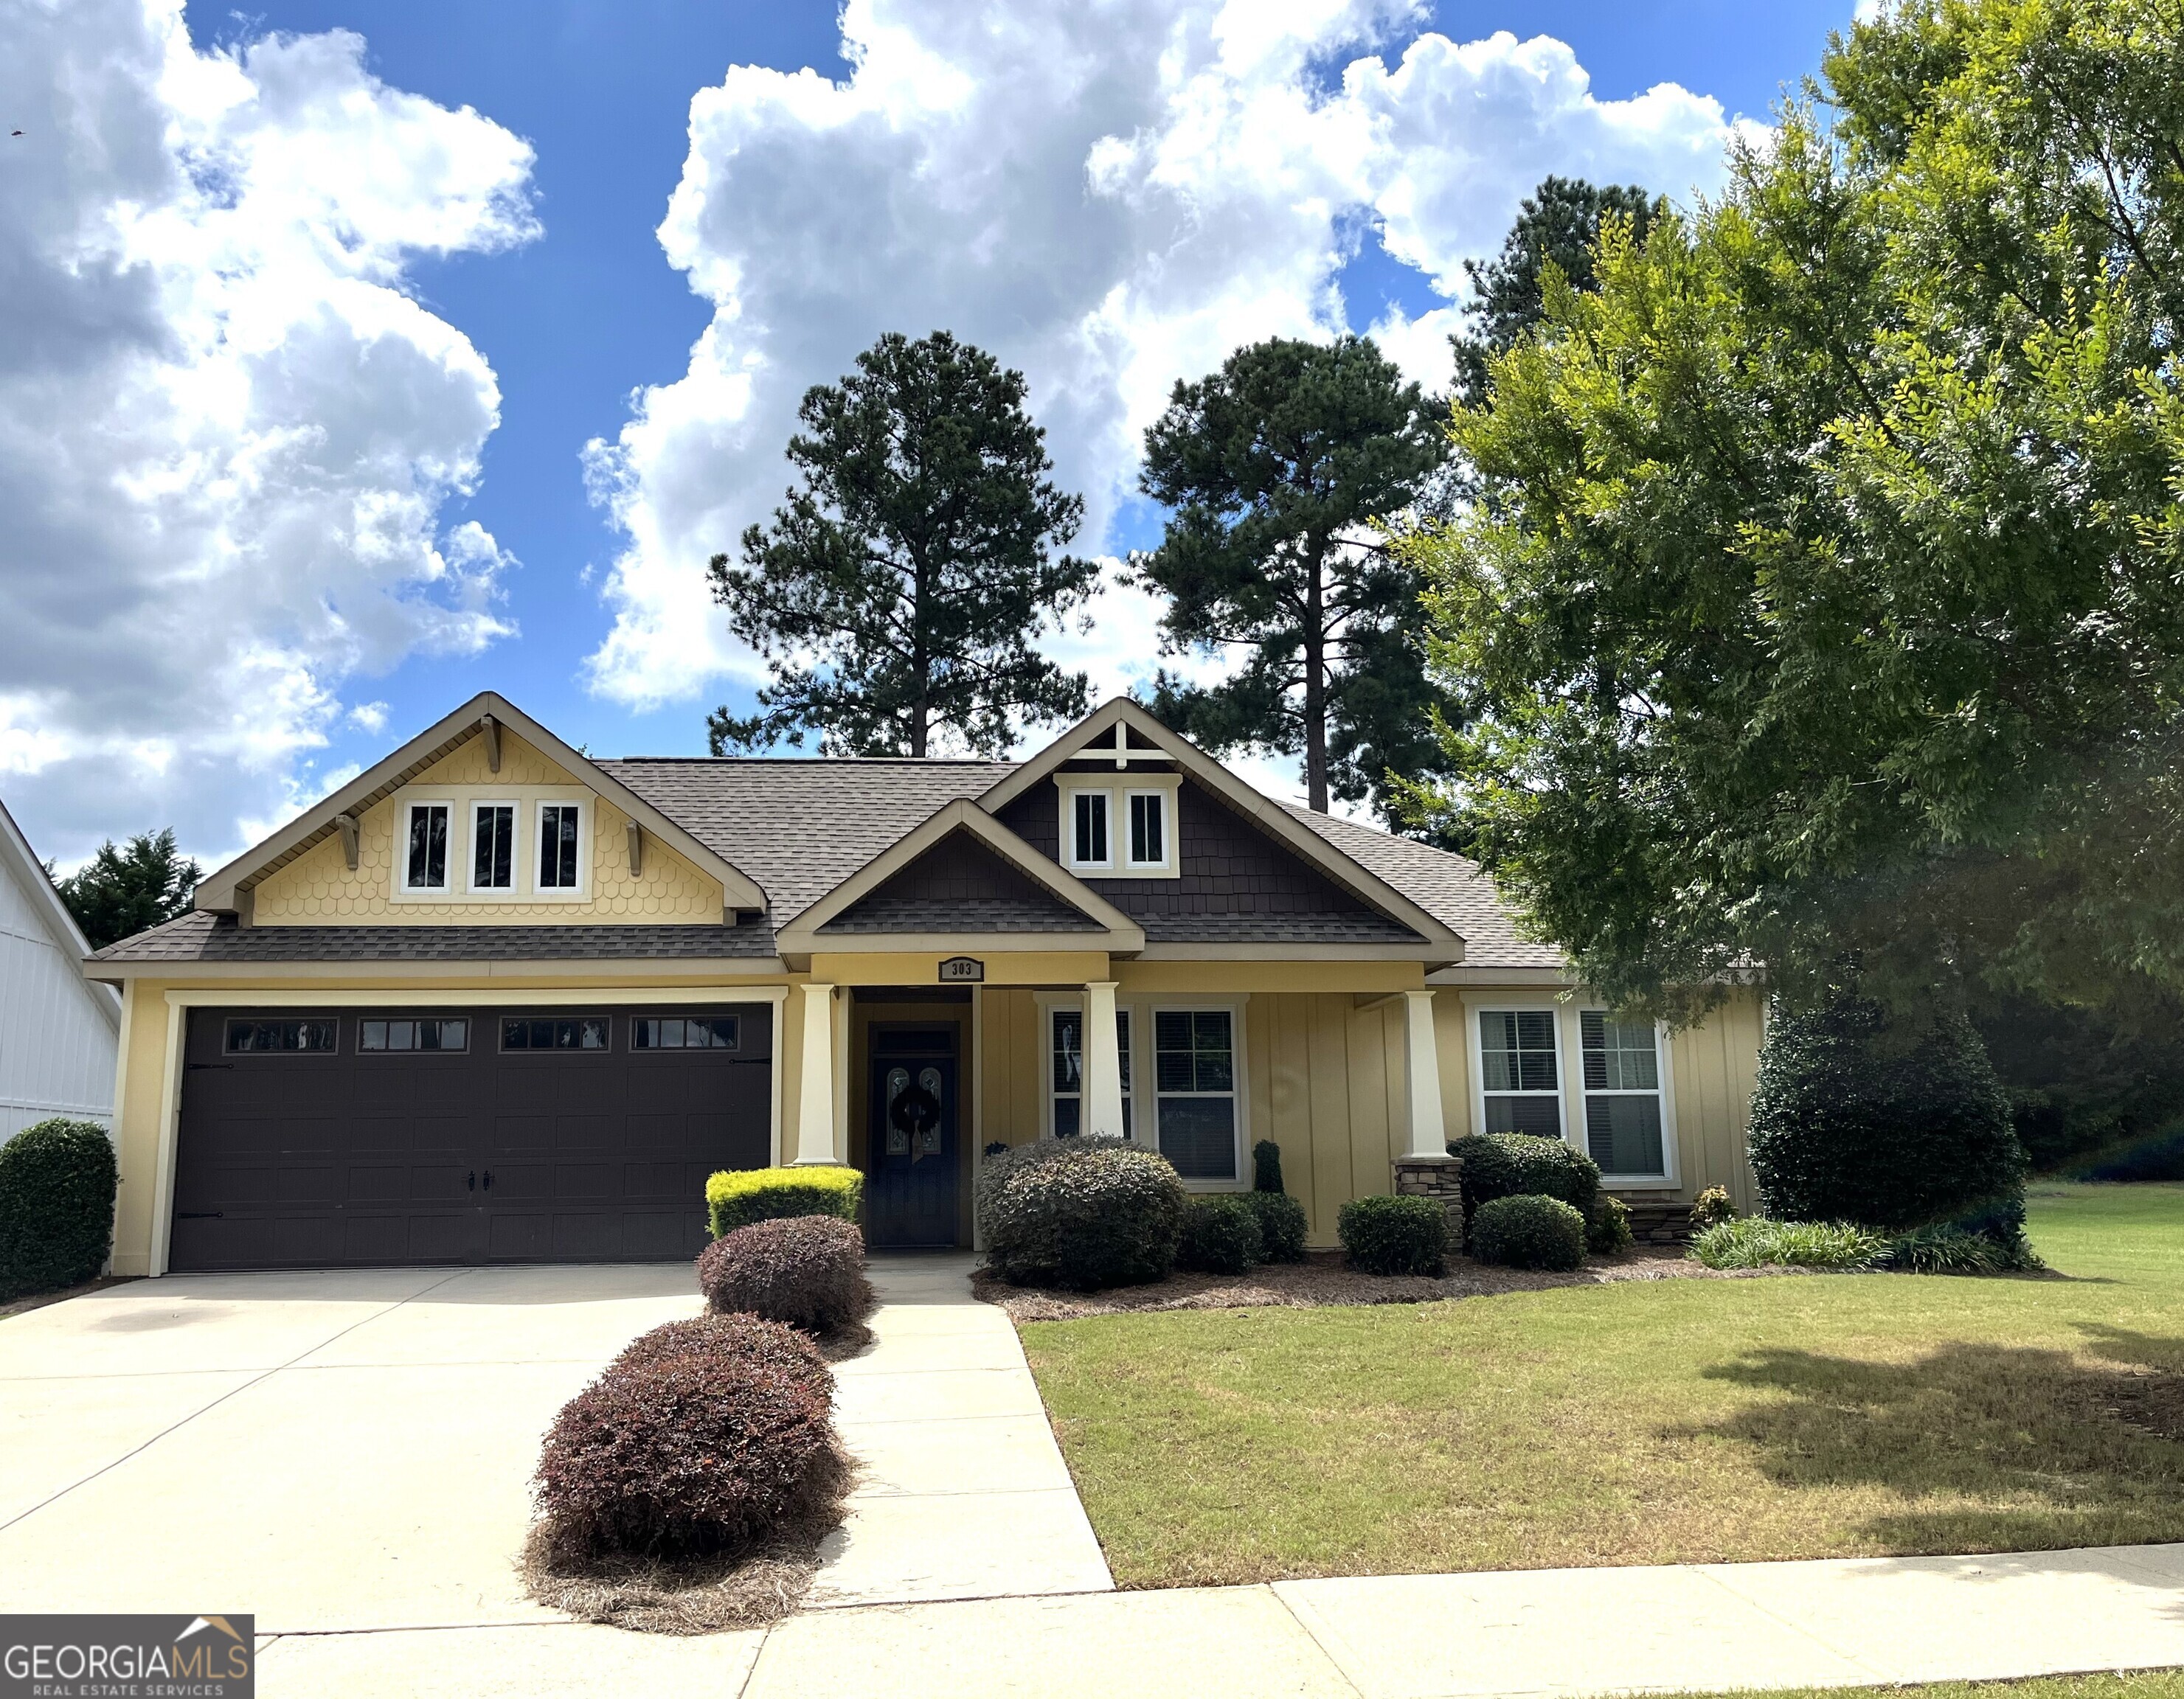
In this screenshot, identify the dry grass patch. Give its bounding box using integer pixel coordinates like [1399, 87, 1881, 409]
[1019, 1185, 2184, 1587]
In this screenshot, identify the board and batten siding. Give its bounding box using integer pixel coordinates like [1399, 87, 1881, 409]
[0, 835, 117, 1143]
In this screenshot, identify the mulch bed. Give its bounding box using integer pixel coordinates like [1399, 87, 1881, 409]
[974, 1245, 1805, 1321]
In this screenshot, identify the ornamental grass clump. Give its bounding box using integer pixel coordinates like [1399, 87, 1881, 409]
[1176, 1195, 1263, 1275]
[0, 1119, 118, 1302]
[698, 1215, 873, 1333]
[533, 1322, 839, 1566]
[705, 1165, 862, 1238]
[1689, 1217, 1883, 1271]
[1337, 1194, 1447, 1276]
[1471, 1194, 1589, 1271]
[977, 1137, 1187, 1291]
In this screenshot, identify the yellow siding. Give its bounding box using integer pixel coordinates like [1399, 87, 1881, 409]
[977, 989, 1041, 1147]
[1666, 986, 1766, 1212]
[110, 979, 174, 1276]
[250, 729, 724, 925]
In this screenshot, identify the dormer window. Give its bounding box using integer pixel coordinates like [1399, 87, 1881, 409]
[1071, 791, 1110, 868]
[472, 803, 515, 891]
[402, 802, 450, 892]
[1127, 791, 1165, 868]
[538, 802, 583, 890]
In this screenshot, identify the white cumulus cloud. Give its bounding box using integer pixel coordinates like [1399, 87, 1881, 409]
[583, 0, 1749, 767]
[0, 0, 535, 864]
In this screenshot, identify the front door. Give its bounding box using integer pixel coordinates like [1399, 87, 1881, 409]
[865, 1028, 958, 1248]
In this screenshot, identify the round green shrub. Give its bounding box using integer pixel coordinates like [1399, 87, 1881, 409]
[1244, 1190, 1309, 1262]
[1337, 1194, 1447, 1276]
[1471, 1194, 1588, 1271]
[1176, 1195, 1263, 1275]
[697, 1215, 873, 1333]
[977, 1138, 1187, 1291]
[1586, 1194, 1634, 1255]
[1748, 992, 2026, 1234]
[0, 1119, 118, 1302]
[1446, 1133, 1601, 1234]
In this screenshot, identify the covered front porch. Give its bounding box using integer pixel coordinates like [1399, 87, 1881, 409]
[772, 954, 1455, 1251]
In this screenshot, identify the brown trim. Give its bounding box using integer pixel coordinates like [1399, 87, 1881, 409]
[979, 699, 1464, 962]
[190, 692, 769, 920]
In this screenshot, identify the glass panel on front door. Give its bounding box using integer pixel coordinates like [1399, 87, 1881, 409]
[884, 1065, 945, 1160]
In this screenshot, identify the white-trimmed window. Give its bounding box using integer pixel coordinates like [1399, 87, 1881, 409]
[1479, 1009, 1562, 1136]
[1050, 1005, 1132, 1139]
[1581, 1012, 1667, 1177]
[537, 802, 583, 891]
[471, 802, 516, 891]
[1068, 790, 1112, 869]
[1126, 790, 1167, 869]
[1154, 1008, 1238, 1180]
[401, 802, 451, 892]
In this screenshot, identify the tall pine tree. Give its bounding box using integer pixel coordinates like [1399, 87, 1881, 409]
[711, 330, 1097, 758]
[55, 829, 199, 950]
[1133, 336, 1447, 818]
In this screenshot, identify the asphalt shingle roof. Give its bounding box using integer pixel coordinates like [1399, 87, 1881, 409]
[90, 758, 1561, 970]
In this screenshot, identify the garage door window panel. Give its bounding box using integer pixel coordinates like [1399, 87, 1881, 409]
[226, 1018, 338, 1055]
[361, 1018, 470, 1053]
[500, 1017, 610, 1051]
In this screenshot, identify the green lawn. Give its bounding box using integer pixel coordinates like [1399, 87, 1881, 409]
[1020, 1184, 2184, 1588]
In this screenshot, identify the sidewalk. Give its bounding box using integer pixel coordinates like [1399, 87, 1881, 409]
[805, 1252, 1113, 1607]
[257, 1542, 2184, 1697]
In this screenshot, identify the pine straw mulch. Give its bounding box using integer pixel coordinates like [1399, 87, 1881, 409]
[974, 1244, 1809, 1321]
[519, 1317, 873, 1635]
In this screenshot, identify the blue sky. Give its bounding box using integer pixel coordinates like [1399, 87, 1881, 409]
[4, 0, 1855, 862]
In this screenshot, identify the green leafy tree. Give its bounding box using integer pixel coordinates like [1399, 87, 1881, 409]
[1403, 0, 2184, 1024]
[710, 330, 1098, 757]
[1450, 175, 1659, 405]
[1134, 335, 1449, 817]
[54, 830, 200, 950]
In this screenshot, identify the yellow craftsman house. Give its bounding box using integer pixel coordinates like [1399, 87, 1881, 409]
[87, 692, 1764, 1275]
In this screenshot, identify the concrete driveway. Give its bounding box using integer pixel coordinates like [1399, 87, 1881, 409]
[0, 1265, 706, 1634]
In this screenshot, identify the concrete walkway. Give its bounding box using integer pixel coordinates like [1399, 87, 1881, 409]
[809, 1252, 1113, 1608]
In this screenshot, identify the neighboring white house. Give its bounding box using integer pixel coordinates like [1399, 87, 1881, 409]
[0, 798, 119, 1142]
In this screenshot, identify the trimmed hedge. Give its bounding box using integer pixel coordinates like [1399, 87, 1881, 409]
[706, 1165, 862, 1239]
[1337, 1194, 1446, 1276]
[0, 1119, 118, 1302]
[534, 1333, 834, 1561]
[1586, 1194, 1633, 1255]
[1748, 992, 2026, 1234]
[1472, 1194, 1588, 1271]
[977, 1137, 1187, 1291]
[612, 1313, 830, 1391]
[1446, 1133, 1600, 1232]
[1176, 1195, 1263, 1275]
[698, 1215, 873, 1333]
[1244, 1190, 1309, 1262]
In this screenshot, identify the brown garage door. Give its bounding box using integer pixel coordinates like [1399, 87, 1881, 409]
[170, 1004, 772, 1271]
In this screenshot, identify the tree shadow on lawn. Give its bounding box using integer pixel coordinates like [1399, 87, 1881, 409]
[1672, 1333, 2184, 1554]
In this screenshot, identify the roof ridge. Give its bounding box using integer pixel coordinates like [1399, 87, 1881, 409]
[599, 755, 1019, 767]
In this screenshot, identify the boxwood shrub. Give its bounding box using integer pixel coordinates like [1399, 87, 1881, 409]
[1586, 1194, 1634, 1255]
[534, 1336, 835, 1562]
[0, 1119, 118, 1302]
[1472, 1194, 1588, 1271]
[1176, 1195, 1263, 1275]
[1748, 991, 2026, 1234]
[1244, 1190, 1309, 1262]
[1337, 1194, 1446, 1276]
[1446, 1133, 1601, 1231]
[706, 1165, 862, 1239]
[977, 1137, 1187, 1291]
[698, 1215, 873, 1333]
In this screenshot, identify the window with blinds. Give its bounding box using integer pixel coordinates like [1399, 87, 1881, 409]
[1478, 1010, 1562, 1136]
[1581, 1011, 1665, 1176]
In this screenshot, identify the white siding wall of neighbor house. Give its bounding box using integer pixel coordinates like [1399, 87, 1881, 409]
[0, 806, 119, 1143]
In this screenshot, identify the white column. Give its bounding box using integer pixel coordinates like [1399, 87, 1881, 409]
[794, 983, 843, 1165]
[1083, 980, 1126, 1140]
[1403, 988, 1448, 1158]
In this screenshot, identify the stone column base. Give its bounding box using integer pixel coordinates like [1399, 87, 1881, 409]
[1393, 1154, 1465, 1252]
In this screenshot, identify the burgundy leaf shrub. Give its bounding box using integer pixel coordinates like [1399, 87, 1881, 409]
[611, 1312, 829, 1393]
[697, 1214, 873, 1332]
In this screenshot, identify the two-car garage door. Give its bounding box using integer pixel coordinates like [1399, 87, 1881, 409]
[170, 1004, 772, 1272]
